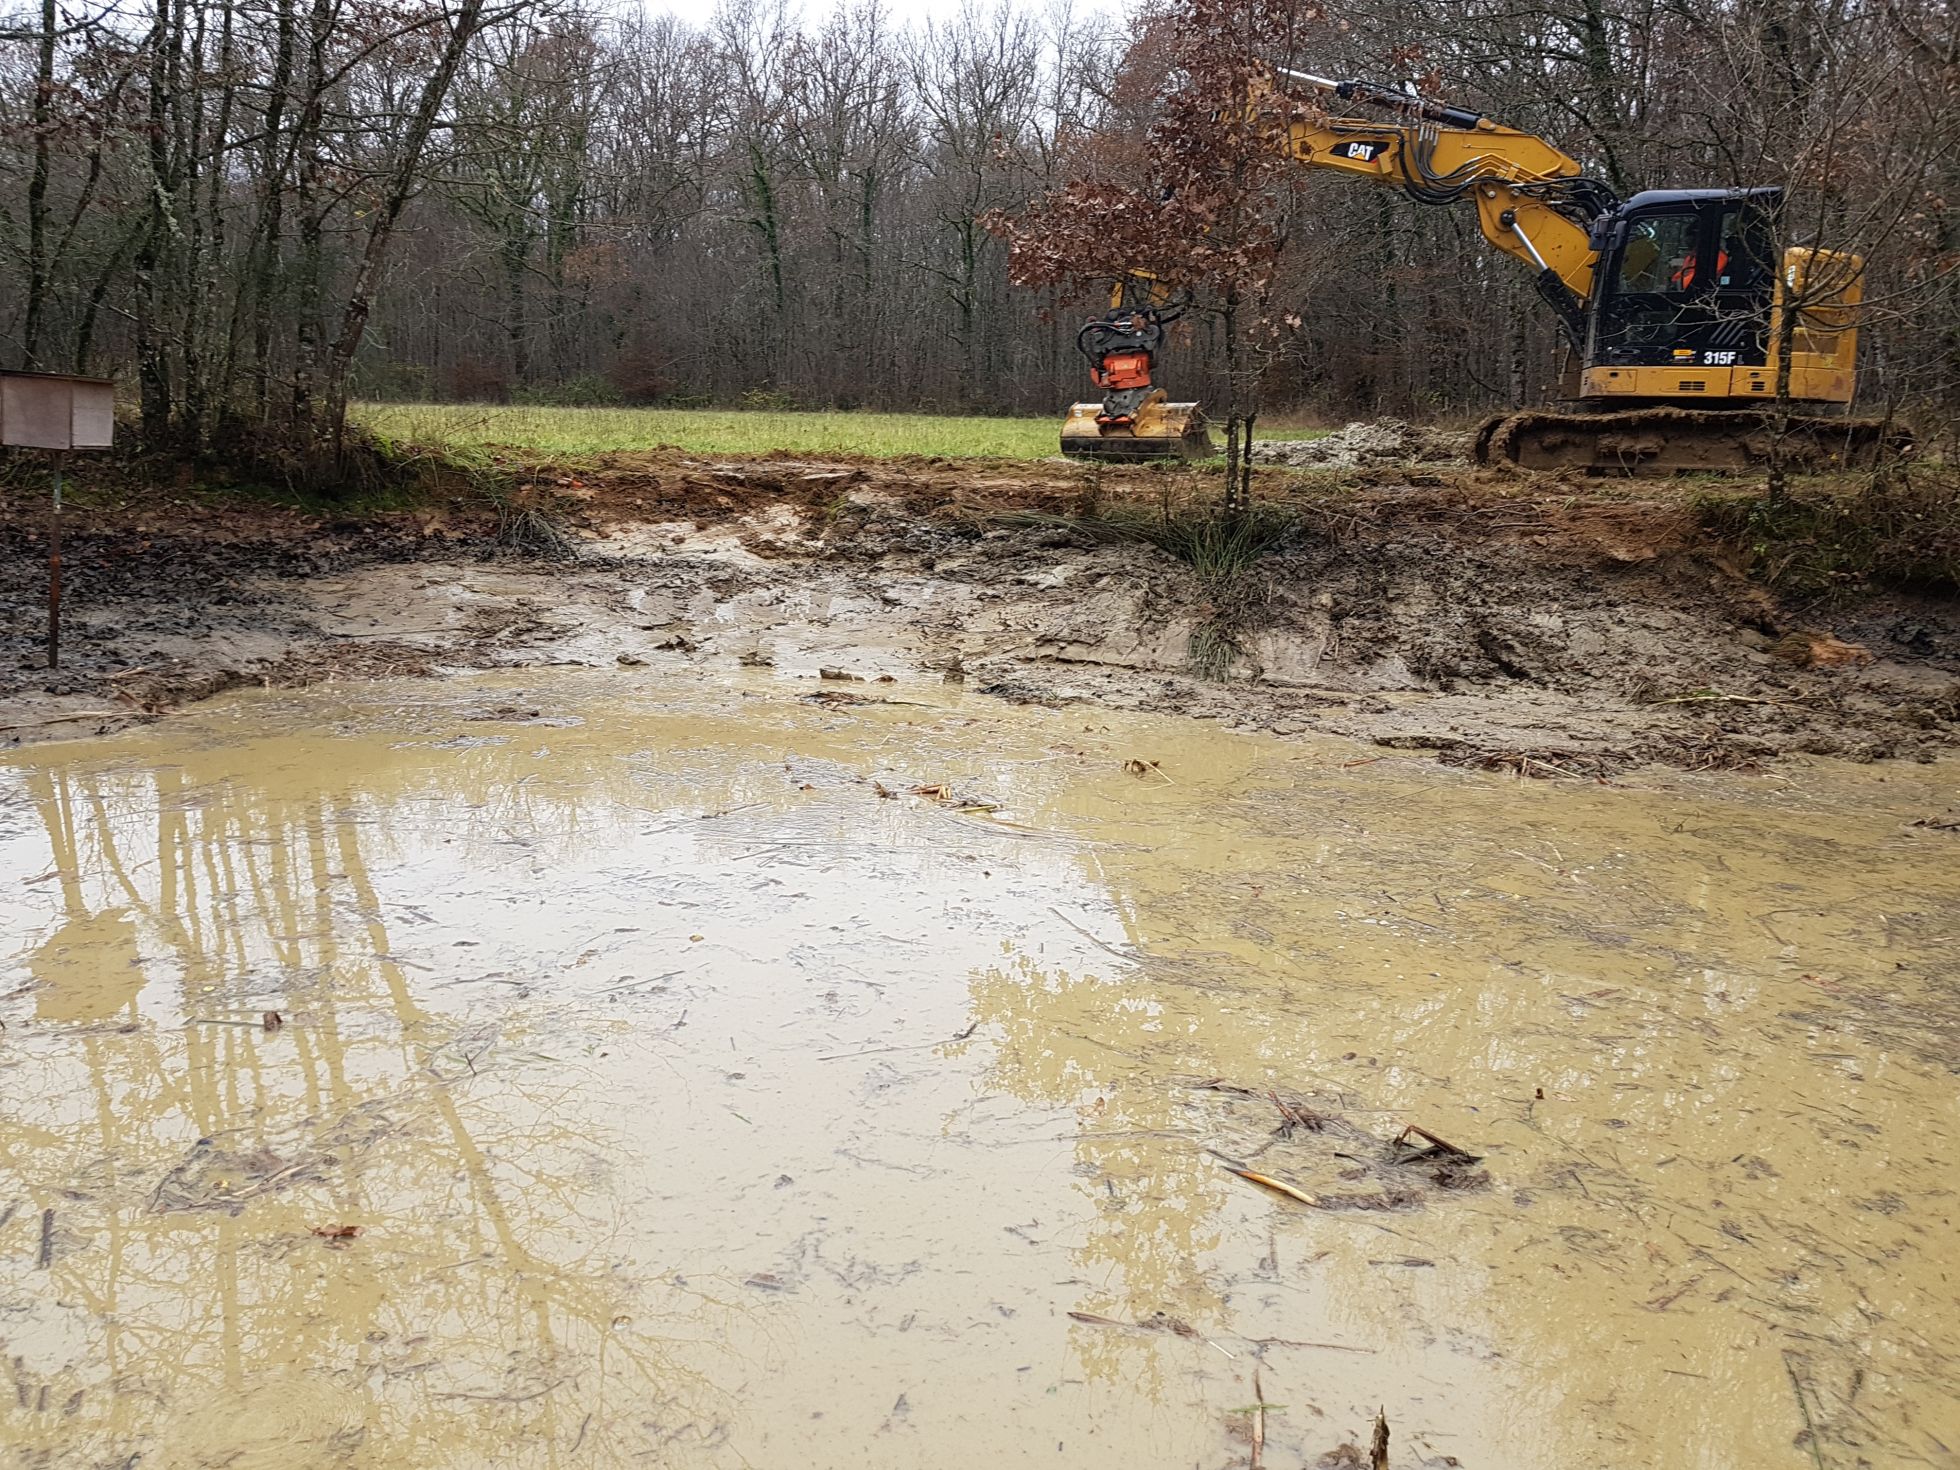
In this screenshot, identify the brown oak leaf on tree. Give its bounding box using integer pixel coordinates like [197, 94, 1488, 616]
[986, 0, 1323, 505]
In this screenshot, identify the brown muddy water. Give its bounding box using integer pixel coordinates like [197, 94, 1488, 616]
[1, 670, 1956, 1470]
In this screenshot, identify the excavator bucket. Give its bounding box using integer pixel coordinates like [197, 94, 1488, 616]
[1060, 392, 1213, 461]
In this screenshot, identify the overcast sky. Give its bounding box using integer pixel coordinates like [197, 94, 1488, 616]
[631, 0, 1123, 31]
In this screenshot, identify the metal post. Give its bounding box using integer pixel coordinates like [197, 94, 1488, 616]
[47, 455, 63, 670]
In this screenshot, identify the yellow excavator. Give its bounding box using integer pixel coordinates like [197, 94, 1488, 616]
[1060, 68, 1905, 472]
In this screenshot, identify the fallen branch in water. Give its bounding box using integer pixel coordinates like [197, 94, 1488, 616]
[0, 710, 124, 734]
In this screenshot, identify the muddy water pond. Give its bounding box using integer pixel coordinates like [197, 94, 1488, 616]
[1, 671, 1956, 1469]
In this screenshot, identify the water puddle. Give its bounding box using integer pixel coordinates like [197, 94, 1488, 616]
[2, 672, 1956, 1467]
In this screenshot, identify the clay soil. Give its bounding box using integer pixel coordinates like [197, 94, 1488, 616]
[3, 447, 1957, 770]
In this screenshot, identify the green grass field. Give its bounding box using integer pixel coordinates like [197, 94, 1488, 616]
[354, 402, 1316, 461]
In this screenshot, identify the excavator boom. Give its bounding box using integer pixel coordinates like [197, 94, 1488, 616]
[1274, 68, 1610, 351]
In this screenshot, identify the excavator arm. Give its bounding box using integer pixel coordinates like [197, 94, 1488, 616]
[1274, 70, 1617, 350]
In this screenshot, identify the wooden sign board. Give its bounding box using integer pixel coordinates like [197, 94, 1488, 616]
[0, 371, 115, 450]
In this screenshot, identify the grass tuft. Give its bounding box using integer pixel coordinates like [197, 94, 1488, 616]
[1008, 491, 1300, 679]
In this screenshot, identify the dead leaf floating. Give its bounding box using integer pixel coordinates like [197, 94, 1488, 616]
[312, 1224, 362, 1247]
[261, 1011, 284, 1031]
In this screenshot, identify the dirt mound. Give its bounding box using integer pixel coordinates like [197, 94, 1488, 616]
[1253, 418, 1471, 469]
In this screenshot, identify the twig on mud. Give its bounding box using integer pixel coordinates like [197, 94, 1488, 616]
[436, 1378, 566, 1404]
[1066, 1310, 1236, 1359]
[1246, 1337, 1377, 1354]
[38, 1208, 54, 1268]
[316, 627, 453, 640]
[598, 969, 686, 996]
[1644, 689, 1795, 707]
[1444, 746, 1609, 780]
[1371, 1409, 1390, 1470]
[819, 1022, 979, 1062]
[1644, 1275, 1706, 1312]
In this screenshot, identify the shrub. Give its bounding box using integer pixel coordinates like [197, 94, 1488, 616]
[1696, 469, 1960, 599]
[512, 374, 625, 408]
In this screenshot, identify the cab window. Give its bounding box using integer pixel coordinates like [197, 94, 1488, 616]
[1715, 206, 1776, 291]
[1618, 213, 1700, 294]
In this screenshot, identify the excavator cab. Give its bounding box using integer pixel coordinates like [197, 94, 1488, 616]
[1586, 189, 1782, 376]
[1571, 184, 1869, 422]
[1060, 291, 1212, 460]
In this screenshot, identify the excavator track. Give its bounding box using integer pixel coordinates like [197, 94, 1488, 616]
[1475, 406, 1912, 475]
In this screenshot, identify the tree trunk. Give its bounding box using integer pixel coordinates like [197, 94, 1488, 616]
[134, 0, 180, 444]
[288, 0, 333, 431]
[321, 0, 491, 439]
[243, 0, 297, 418]
[22, 0, 57, 367]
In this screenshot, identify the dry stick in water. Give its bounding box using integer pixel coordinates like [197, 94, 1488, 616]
[1270, 1090, 1317, 1131]
[1784, 1352, 1828, 1470]
[1251, 1365, 1265, 1470]
[0, 710, 122, 735]
[38, 1209, 53, 1268]
[1225, 1165, 1321, 1208]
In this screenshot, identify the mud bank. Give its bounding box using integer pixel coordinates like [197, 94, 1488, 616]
[3, 450, 1957, 767]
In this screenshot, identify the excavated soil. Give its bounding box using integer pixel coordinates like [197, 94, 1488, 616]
[3, 447, 1958, 769]
[1252, 417, 1471, 468]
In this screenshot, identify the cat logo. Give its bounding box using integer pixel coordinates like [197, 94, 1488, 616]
[1337, 141, 1386, 162]
[1673, 348, 1695, 359]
